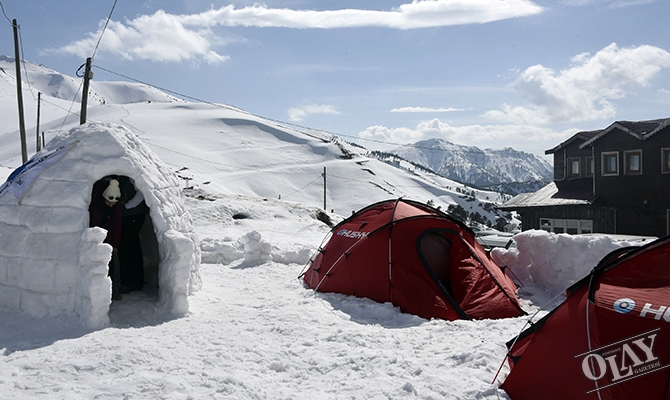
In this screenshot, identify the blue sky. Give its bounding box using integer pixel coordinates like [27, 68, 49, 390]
[2, 0, 670, 157]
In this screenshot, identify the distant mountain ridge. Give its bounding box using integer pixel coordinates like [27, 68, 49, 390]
[372, 138, 553, 195]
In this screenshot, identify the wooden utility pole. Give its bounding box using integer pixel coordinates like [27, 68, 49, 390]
[36, 92, 41, 152]
[13, 19, 27, 163]
[322, 167, 327, 210]
[80, 57, 92, 125]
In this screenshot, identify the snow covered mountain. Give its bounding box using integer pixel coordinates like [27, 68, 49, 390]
[0, 56, 514, 229]
[378, 138, 553, 195]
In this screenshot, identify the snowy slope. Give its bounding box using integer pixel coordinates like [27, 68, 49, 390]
[0, 58, 510, 225]
[0, 56, 180, 105]
[0, 57, 653, 400]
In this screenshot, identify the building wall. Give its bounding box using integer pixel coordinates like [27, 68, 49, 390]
[518, 205, 615, 234]
[591, 128, 670, 237]
[552, 145, 594, 189]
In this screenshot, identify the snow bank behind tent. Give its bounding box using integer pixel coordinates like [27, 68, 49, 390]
[491, 230, 655, 295]
[0, 122, 200, 327]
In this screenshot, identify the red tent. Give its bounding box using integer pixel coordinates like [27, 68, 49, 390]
[302, 199, 525, 321]
[502, 236, 670, 399]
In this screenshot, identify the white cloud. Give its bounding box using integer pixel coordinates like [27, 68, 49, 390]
[565, 0, 659, 8]
[180, 1, 543, 30]
[607, 0, 658, 8]
[390, 106, 466, 113]
[358, 118, 571, 155]
[53, 10, 232, 64]
[53, 1, 542, 63]
[483, 43, 670, 125]
[288, 104, 340, 122]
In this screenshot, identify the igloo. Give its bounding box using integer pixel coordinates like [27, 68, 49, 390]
[0, 122, 201, 328]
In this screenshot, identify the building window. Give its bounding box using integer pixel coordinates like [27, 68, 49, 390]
[567, 158, 580, 178]
[554, 219, 566, 233]
[539, 218, 593, 234]
[602, 152, 619, 176]
[624, 150, 642, 175]
[566, 219, 579, 234]
[540, 218, 552, 232]
[585, 157, 594, 177]
[663, 148, 670, 174]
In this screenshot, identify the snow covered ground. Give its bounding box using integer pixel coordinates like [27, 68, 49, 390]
[0, 61, 655, 399]
[0, 189, 644, 399]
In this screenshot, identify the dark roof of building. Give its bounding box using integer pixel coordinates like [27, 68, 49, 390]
[580, 117, 670, 149]
[545, 117, 670, 154]
[545, 130, 601, 155]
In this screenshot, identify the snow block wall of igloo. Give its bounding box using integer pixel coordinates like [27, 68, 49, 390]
[0, 122, 201, 327]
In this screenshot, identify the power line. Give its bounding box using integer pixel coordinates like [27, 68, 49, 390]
[0, 1, 11, 24]
[282, 175, 322, 199]
[91, 0, 118, 61]
[93, 65, 255, 113]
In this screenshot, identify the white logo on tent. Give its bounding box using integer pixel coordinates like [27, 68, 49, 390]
[576, 328, 667, 394]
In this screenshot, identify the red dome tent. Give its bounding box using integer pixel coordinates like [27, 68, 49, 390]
[502, 235, 670, 400]
[302, 199, 525, 321]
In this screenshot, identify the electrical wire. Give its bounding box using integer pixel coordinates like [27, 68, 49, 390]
[91, 0, 118, 61]
[0, 1, 11, 23]
[281, 175, 322, 199]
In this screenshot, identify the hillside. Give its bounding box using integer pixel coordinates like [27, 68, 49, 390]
[0, 57, 513, 229]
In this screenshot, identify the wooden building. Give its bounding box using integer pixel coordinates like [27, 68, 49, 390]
[499, 117, 670, 238]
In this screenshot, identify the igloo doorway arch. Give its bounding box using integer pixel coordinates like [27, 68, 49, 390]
[0, 123, 201, 328]
[89, 174, 160, 301]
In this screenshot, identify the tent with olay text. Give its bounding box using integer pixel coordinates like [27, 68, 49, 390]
[501, 235, 670, 400]
[302, 198, 525, 321]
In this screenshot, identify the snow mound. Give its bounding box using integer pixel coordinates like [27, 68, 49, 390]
[491, 230, 648, 295]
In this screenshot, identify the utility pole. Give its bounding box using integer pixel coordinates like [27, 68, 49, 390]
[322, 167, 327, 210]
[80, 57, 92, 125]
[36, 92, 41, 152]
[13, 19, 27, 164]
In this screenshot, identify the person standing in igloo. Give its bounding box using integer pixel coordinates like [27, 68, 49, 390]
[89, 178, 125, 301]
[118, 176, 150, 294]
